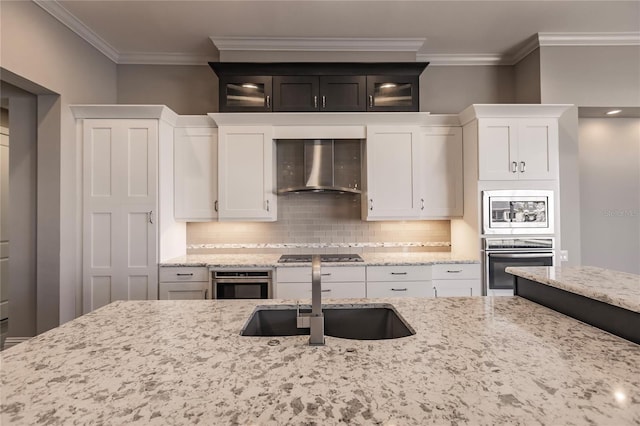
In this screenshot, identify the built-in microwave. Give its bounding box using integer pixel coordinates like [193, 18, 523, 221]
[482, 190, 554, 235]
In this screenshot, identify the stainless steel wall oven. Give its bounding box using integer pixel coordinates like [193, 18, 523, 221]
[212, 270, 273, 299]
[483, 238, 554, 296]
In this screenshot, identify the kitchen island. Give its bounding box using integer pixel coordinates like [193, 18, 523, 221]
[507, 266, 640, 344]
[2, 297, 639, 425]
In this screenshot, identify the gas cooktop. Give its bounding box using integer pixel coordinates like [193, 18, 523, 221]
[277, 254, 364, 263]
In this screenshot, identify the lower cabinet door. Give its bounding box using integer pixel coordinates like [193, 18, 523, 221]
[159, 282, 208, 300]
[432, 279, 481, 297]
[366, 281, 431, 298]
[276, 282, 366, 299]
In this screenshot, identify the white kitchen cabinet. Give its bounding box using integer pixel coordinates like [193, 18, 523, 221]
[363, 126, 421, 220]
[366, 265, 432, 298]
[73, 105, 187, 313]
[81, 118, 159, 310]
[174, 127, 218, 221]
[218, 126, 277, 221]
[276, 266, 366, 299]
[159, 266, 210, 300]
[419, 127, 463, 217]
[431, 263, 481, 297]
[478, 118, 558, 181]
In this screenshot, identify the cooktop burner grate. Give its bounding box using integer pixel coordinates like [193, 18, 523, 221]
[278, 254, 364, 263]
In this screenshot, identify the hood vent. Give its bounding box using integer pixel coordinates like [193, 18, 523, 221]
[277, 139, 362, 194]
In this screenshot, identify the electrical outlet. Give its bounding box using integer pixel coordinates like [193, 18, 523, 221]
[560, 250, 569, 262]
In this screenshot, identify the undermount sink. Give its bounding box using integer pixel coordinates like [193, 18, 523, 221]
[240, 304, 415, 340]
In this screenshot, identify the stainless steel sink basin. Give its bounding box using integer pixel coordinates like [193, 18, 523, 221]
[240, 304, 415, 340]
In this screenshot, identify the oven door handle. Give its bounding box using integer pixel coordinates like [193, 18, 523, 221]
[488, 253, 554, 258]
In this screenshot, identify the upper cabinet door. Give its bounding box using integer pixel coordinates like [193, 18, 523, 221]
[364, 126, 421, 220]
[273, 76, 319, 112]
[219, 76, 272, 112]
[477, 118, 558, 181]
[478, 118, 518, 180]
[218, 126, 277, 221]
[419, 127, 463, 218]
[319, 76, 367, 112]
[174, 127, 218, 221]
[517, 119, 558, 180]
[366, 75, 420, 112]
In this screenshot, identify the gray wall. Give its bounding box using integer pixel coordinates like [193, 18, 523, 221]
[1, 1, 117, 326]
[1, 83, 37, 337]
[540, 46, 640, 107]
[579, 118, 639, 273]
[117, 65, 218, 114]
[514, 48, 541, 103]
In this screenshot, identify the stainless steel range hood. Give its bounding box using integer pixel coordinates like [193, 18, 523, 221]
[277, 139, 362, 194]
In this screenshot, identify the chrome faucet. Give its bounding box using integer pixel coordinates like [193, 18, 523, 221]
[296, 254, 325, 345]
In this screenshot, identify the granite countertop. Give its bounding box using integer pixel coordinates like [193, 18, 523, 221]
[506, 265, 640, 313]
[2, 297, 639, 425]
[161, 252, 480, 268]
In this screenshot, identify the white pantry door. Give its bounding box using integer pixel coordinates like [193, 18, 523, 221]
[83, 119, 158, 313]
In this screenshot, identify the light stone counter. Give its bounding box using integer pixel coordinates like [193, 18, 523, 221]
[506, 265, 640, 313]
[161, 252, 479, 268]
[2, 297, 639, 425]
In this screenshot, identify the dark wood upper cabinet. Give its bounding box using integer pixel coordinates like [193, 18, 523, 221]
[210, 62, 428, 113]
[219, 76, 272, 112]
[320, 76, 366, 112]
[273, 76, 319, 112]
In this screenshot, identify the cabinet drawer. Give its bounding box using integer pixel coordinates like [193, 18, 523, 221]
[366, 265, 431, 282]
[159, 282, 208, 300]
[276, 282, 366, 299]
[432, 279, 481, 297]
[277, 266, 365, 283]
[432, 263, 480, 280]
[159, 267, 209, 282]
[366, 281, 431, 298]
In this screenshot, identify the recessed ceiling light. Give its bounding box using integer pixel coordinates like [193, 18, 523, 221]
[606, 109, 622, 115]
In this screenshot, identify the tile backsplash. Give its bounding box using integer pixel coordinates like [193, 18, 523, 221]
[187, 193, 451, 254]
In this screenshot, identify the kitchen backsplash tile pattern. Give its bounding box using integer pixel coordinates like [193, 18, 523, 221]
[187, 193, 451, 254]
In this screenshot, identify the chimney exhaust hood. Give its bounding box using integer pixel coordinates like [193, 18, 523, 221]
[277, 139, 362, 194]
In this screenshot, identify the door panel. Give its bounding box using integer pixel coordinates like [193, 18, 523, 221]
[320, 76, 366, 112]
[478, 119, 517, 180]
[518, 119, 557, 180]
[83, 119, 158, 313]
[273, 76, 319, 112]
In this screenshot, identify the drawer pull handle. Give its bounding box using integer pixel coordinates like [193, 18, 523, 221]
[391, 288, 408, 292]
[447, 270, 462, 273]
[176, 273, 194, 276]
[321, 273, 332, 276]
[321, 289, 331, 293]
[433, 286, 438, 298]
[391, 272, 407, 275]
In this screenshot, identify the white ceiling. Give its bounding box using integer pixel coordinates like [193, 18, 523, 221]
[40, 0, 640, 65]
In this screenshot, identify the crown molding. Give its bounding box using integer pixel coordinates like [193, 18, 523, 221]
[416, 53, 506, 66]
[118, 52, 216, 66]
[538, 32, 640, 46]
[210, 36, 426, 52]
[33, 0, 120, 63]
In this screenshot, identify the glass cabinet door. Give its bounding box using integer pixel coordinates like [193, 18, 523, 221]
[219, 76, 272, 112]
[366, 75, 419, 112]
